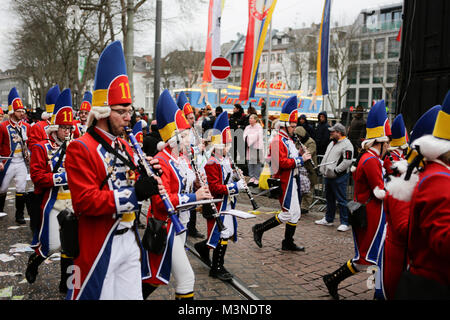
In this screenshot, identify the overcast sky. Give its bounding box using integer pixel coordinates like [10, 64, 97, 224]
[0, 0, 401, 70]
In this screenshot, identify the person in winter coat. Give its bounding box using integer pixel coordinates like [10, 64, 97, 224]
[314, 111, 330, 158]
[143, 120, 162, 157]
[243, 114, 264, 186]
[297, 114, 315, 140]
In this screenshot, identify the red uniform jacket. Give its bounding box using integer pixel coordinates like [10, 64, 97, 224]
[408, 161, 450, 286]
[28, 120, 49, 148]
[352, 148, 386, 265]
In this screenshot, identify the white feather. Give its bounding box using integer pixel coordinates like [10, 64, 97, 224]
[373, 186, 386, 200]
[385, 172, 419, 202]
[412, 135, 450, 161]
[391, 159, 408, 174]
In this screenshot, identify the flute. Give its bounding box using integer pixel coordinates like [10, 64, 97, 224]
[125, 127, 186, 235]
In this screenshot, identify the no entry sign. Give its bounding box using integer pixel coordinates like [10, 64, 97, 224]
[211, 57, 231, 80]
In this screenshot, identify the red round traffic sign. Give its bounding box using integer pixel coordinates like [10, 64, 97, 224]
[211, 57, 231, 80]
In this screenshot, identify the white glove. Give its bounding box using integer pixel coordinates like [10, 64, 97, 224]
[237, 179, 246, 191]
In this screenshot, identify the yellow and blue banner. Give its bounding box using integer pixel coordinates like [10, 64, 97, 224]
[239, 0, 277, 100]
[316, 0, 331, 96]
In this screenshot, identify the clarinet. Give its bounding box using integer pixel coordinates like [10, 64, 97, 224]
[187, 145, 226, 232]
[125, 127, 186, 235]
[229, 157, 259, 210]
[299, 141, 315, 168]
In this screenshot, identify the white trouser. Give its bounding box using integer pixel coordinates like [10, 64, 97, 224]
[46, 207, 61, 254]
[171, 232, 195, 294]
[220, 214, 235, 239]
[0, 160, 27, 194]
[99, 229, 143, 300]
[277, 178, 301, 224]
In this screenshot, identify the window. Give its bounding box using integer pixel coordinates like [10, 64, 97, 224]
[372, 87, 383, 101]
[346, 88, 356, 108]
[272, 38, 278, 46]
[375, 38, 385, 59]
[347, 65, 357, 84]
[388, 37, 400, 58]
[145, 62, 151, 69]
[361, 40, 371, 60]
[282, 37, 289, 44]
[271, 54, 276, 62]
[373, 63, 384, 83]
[276, 72, 282, 81]
[277, 53, 283, 63]
[359, 88, 369, 108]
[262, 54, 267, 62]
[387, 62, 398, 83]
[386, 87, 397, 113]
[349, 41, 359, 61]
[360, 64, 370, 84]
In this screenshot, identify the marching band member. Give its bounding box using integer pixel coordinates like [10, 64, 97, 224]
[194, 111, 246, 281]
[398, 91, 450, 299]
[0, 87, 31, 224]
[141, 89, 212, 300]
[73, 91, 92, 137]
[252, 95, 311, 251]
[28, 85, 61, 234]
[177, 91, 205, 239]
[28, 85, 60, 147]
[323, 100, 391, 300]
[383, 114, 408, 175]
[26, 88, 75, 294]
[383, 106, 441, 299]
[64, 41, 161, 300]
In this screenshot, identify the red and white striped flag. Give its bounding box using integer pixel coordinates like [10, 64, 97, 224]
[203, 0, 225, 82]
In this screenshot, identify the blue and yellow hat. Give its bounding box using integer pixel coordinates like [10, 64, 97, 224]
[432, 90, 450, 141]
[211, 111, 231, 147]
[132, 119, 147, 144]
[176, 91, 194, 116]
[89, 41, 131, 125]
[279, 96, 298, 123]
[156, 89, 190, 142]
[45, 85, 61, 114]
[8, 87, 24, 115]
[80, 91, 92, 112]
[364, 100, 391, 142]
[390, 114, 408, 148]
[46, 88, 74, 134]
[409, 105, 442, 145]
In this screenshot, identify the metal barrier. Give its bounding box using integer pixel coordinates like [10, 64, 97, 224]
[309, 155, 355, 212]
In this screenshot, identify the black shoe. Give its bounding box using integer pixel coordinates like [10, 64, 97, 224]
[252, 224, 263, 248]
[188, 229, 205, 239]
[16, 218, 26, 225]
[323, 274, 340, 300]
[281, 240, 305, 251]
[209, 267, 233, 281]
[194, 240, 211, 266]
[25, 253, 45, 284]
[322, 260, 358, 300]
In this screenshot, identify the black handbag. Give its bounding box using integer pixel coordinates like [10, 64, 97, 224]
[57, 209, 80, 258]
[395, 270, 450, 300]
[347, 196, 372, 229]
[142, 217, 168, 255]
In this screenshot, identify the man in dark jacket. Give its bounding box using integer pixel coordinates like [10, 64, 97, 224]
[347, 105, 366, 155]
[298, 114, 315, 140]
[314, 111, 330, 159]
[143, 121, 162, 157]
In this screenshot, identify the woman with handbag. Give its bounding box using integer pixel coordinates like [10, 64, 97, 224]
[323, 100, 391, 300]
[243, 114, 264, 186]
[141, 90, 212, 300]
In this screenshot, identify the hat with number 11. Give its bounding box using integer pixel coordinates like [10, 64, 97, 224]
[88, 40, 131, 126]
[8, 87, 25, 115]
[46, 88, 74, 134]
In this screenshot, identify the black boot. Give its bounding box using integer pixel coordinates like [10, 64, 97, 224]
[323, 260, 358, 300]
[194, 239, 211, 266]
[0, 193, 6, 213]
[142, 283, 158, 300]
[15, 193, 26, 224]
[209, 240, 233, 281]
[281, 224, 305, 251]
[188, 209, 204, 238]
[25, 252, 46, 284]
[59, 256, 73, 294]
[175, 291, 194, 300]
[252, 216, 280, 248]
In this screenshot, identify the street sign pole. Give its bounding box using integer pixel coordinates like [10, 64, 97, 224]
[211, 57, 231, 107]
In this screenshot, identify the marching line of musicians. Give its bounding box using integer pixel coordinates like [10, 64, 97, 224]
[0, 40, 449, 300]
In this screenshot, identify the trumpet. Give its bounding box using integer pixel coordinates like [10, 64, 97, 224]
[228, 157, 259, 211]
[125, 127, 186, 235]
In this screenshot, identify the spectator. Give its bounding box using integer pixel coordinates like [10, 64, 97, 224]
[229, 104, 245, 130]
[138, 107, 148, 122]
[202, 105, 216, 132]
[347, 105, 366, 155]
[315, 123, 354, 232]
[297, 114, 315, 140]
[314, 111, 330, 159]
[294, 126, 318, 214]
[143, 120, 162, 157]
[243, 114, 264, 186]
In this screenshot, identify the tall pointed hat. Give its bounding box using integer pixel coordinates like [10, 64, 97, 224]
[211, 111, 231, 147]
[79, 91, 92, 112]
[156, 89, 190, 142]
[390, 114, 408, 148]
[88, 40, 131, 126]
[8, 87, 24, 115]
[46, 88, 74, 134]
[44, 85, 61, 116]
[133, 119, 147, 144]
[279, 96, 298, 123]
[176, 91, 194, 116]
[362, 100, 391, 149]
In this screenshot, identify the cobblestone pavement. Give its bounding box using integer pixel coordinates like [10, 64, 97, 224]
[0, 187, 373, 301]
